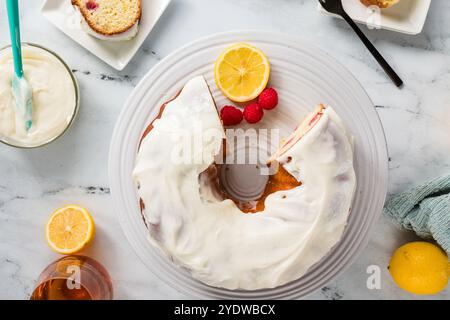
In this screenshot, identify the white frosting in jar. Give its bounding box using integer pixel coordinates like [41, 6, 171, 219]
[133, 76, 356, 290]
[0, 45, 77, 147]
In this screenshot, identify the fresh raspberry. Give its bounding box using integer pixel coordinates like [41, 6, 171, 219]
[258, 88, 278, 110]
[86, 1, 98, 10]
[220, 106, 243, 126]
[243, 103, 264, 124]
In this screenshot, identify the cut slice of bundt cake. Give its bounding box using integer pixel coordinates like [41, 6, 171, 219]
[72, 0, 141, 39]
[360, 0, 400, 8]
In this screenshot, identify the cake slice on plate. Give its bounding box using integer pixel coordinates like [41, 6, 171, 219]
[72, 0, 141, 41]
[360, 0, 400, 8]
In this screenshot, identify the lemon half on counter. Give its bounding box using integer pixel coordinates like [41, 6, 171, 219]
[214, 43, 270, 102]
[46, 205, 95, 254]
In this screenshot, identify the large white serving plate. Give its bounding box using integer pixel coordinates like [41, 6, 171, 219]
[41, 0, 171, 70]
[318, 0, 431, 35]
[109, 30, 388, 299]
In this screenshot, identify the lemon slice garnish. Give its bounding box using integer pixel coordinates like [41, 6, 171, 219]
[214, 43, 270, 102]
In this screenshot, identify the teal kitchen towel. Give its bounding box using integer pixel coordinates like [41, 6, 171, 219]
[384, 175, 450, 254]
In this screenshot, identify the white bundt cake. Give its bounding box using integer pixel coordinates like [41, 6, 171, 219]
[133, 76, 356, 290]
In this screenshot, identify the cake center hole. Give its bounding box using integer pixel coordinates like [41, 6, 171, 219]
[219, 163, 270, 202]
[218, 140, 274, 208]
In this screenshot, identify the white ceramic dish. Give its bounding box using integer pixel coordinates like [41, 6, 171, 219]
[318, 0, 432, 35]
[41, 0, 171, 70]
[109, 30, 388, 299]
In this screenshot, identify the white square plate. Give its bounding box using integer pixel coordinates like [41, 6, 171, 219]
[41, 0, 171, 70]
[318, 0, 431, 35]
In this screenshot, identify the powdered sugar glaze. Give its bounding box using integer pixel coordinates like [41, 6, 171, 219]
[133, 76, 356, 290]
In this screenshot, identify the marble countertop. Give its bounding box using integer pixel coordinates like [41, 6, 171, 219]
[1, 0, 449, 300]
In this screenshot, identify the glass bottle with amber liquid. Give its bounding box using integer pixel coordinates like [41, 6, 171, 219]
[30, 255, 113, 300]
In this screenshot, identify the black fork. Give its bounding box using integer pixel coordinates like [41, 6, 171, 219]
[319, 0, 403, 88]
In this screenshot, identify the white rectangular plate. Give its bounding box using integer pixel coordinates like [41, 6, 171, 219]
[41, 0, 171, 70]
[318, 0, 431, 35]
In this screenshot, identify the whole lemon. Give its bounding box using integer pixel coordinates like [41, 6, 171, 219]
[389, 241, 450, 295]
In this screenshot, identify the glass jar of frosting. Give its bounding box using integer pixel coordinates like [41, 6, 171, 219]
[0, 43, 79, 148]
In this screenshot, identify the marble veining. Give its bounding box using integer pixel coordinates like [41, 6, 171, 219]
[0, 0, 449, 299]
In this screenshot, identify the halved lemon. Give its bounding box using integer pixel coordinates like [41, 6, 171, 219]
[214, 43, 270, 102]
[46, 205, 95, 254]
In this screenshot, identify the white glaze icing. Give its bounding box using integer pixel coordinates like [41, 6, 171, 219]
[133, 76, 356, 290]
[0, 46, 77, 147]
